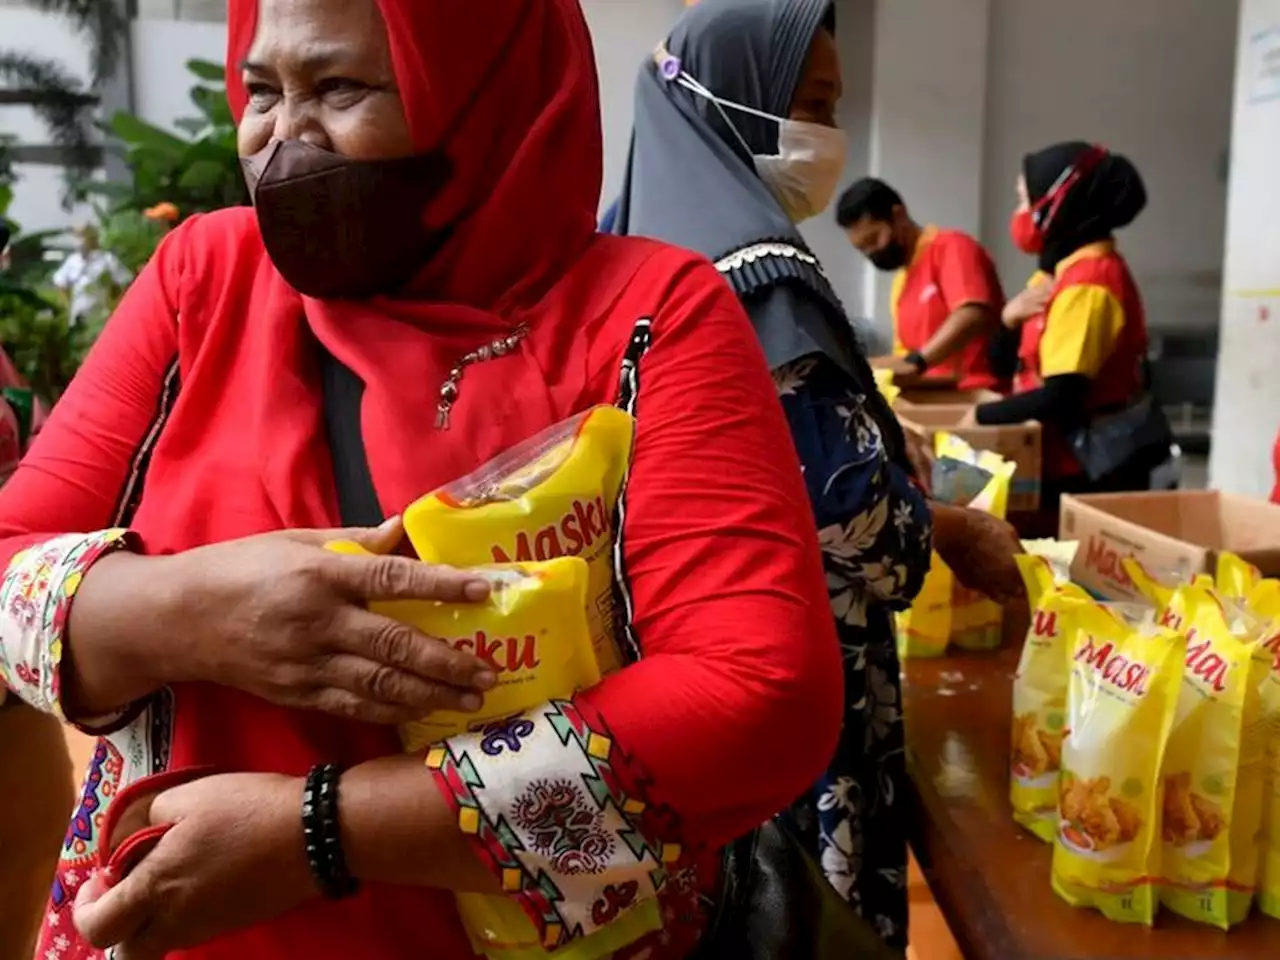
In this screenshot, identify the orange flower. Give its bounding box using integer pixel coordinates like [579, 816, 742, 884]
[144, 202, 180, 223]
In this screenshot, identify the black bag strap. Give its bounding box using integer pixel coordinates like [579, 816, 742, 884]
[319, 344, 385, 527]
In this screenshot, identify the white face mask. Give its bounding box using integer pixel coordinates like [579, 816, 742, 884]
[753, 120, 848, 223]
[671, 67, 849, 223]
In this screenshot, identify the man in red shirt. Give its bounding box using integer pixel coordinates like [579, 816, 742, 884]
[837, 178, 1008, 391]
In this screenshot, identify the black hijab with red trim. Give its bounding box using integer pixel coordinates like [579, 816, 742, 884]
[1023, 141, 1147, 274]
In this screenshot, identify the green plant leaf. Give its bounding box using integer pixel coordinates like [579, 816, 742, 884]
[189, 85, 234, 128]
[173, 117, 207, 137]
[178, 159, 234, 191]
[186, 58, 225, 82]
[107, 112, 187, 153]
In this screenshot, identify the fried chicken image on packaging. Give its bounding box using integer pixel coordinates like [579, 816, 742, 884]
[1039, 728, 1063, 771]
[1162, 772, 1227, 846]
[1060, 774, 1143, 851]
[1013, 713, 1063, 778]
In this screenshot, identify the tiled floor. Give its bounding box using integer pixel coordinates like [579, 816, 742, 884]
[63, 728, 965, 957]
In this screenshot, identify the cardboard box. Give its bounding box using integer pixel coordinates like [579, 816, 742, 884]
[896, 388, 1001, 410]
[1059, 490, 1280, 601]
[897, 406, 1042, 512]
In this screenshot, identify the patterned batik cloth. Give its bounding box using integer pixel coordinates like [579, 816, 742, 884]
[772, 354, 933, 953]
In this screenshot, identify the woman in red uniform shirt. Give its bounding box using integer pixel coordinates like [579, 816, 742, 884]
[973, 141, 1161, 511]
[0, 1, 845, 957]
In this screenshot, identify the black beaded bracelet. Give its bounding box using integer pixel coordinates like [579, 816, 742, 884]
[302, 763, 360, 900]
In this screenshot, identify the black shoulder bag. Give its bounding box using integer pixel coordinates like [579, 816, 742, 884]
[318, 344, 896, 960]
[1065, 358, 1174, 483]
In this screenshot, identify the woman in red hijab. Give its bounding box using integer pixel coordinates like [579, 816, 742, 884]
[0, 1, 842, 958]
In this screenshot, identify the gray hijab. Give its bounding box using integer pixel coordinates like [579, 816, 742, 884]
[612, 0, 869, 383]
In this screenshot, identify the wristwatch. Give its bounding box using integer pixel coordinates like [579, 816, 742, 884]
[904, 351, 930, 374]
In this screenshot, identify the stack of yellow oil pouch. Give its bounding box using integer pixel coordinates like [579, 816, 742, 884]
[896, 433, 1015, 657]
[1051, 602, 1184, 925]
[329, 405, 660, 960]
[1231, 569, 1280, 923]
[406, 405, 635, 677]
[1140, 582, 1269, 930]
[1011, 547, 1091, 842]
[1008, 548, 1280, 929]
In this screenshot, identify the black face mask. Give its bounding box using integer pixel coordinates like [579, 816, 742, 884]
[241, 139, 455, 300]
[868, 241, 907, 272]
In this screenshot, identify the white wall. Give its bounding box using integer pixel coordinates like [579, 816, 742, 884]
[1209, 0, 1280, 495]
[580, 0, 686, 211]
[798, 0, 877, 335]
[131, 19, 227, 133]
[860, 0, 992, 334]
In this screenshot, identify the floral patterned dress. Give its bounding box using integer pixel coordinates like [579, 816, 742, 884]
[773, 353, 932, 953]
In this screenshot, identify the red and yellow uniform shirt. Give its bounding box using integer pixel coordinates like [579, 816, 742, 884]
[890, 226, 1006, 391]
[1017, 241, 1147, 477]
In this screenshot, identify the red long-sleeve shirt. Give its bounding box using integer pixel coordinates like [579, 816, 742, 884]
[0, 211, 842, 959]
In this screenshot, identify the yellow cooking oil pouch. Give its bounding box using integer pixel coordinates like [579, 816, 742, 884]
[325, 544, 659, 960]
[1011, 553, 1095, 842]
[1122, 558, 1215, 629]
[1156, 584, 1269, 928]
[1052, 607, 1183, 925]
[1021, 538, 1080, 578]
[403, 405, 634, 677]
[1216, 551, 1261, 603]
[1258, 649, 1280, 921]
[935, 433, 1015, 651]
[1246, 590, 1280, 919]
[896, 552, 954, 658]
[324, 544, 599, 747]
[874, 367, 901, 406]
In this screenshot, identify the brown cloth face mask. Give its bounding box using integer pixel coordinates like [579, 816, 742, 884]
[241, 140, 454, 300]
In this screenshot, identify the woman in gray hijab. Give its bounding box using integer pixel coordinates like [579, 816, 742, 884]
[614, 0, 931, 948]
[613, 0, 1031, 949]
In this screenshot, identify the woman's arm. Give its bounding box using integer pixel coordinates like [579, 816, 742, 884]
[976, 282, 1122, 429]
[359, 260, 846, 921]
[0, 224, 190, 726]
[1002, 274, 1053, 329]
[774, 351, 932, 610]
[974, 374, 1091, 428]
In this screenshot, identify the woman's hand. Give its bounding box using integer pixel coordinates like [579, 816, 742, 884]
[74, 773, 313, 959]
[1002, 282, 1053, 329]
[902, 424, 935, 494]
[931, 502, 1025, 603]
[71, 518, 500, 725]
[167, 519, 502, 724]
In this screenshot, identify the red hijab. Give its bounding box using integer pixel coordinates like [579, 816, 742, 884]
[226, 0, 601, 313]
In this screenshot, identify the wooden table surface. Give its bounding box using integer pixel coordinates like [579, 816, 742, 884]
[903, 649, 1280, 960]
